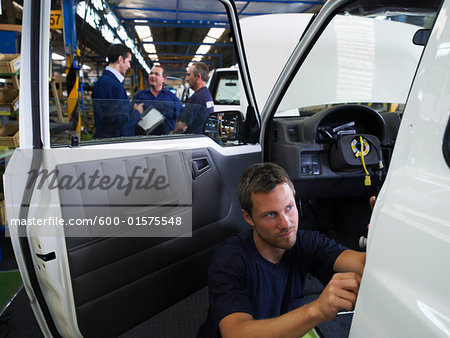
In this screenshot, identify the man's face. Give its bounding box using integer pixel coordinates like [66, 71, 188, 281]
[185, 66, 198, 89]
[149, 66, 165, 90]
[243, 183, 298, 252]
[118, 53, 132, 76]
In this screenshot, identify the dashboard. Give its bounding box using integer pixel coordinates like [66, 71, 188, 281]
[266, 104, 401, 198]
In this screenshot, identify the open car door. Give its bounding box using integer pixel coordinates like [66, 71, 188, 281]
[4, 0, 263, 336]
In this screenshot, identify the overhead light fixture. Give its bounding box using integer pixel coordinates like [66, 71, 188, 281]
[116, 26, 128, 41]
[101, 25, 116, 43]
[188, 27, 225, 64]
[12, 1, 23, 12]
[207, 27, 225, 40]
[105, 12, 119, 28]
[203, 37, 216, 44]
[91, 0, 105, 11]
[195, 45, 211, 55]
[135, 26, 152, 40]
[144, 44, 157, 54]
[76, 1, 151, 74]
[125, 38, 134, 49]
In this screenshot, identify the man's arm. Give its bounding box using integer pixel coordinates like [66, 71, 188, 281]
[219, 272, 361, 338]
[333, 250, 366, 275]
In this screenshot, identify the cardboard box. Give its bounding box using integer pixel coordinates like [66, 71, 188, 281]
[0, 54, 20, 74]
[0, 199, 5, 225]
[0, 89, 19, 113]
[0, 75, 19, 89]
[0, 124, 19, 147]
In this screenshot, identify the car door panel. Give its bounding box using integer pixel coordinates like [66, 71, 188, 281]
[7, 0, 266, 335]
[52, 146, 259, 337]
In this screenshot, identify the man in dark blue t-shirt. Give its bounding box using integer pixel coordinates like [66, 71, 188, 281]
[133, 65, 182, 135]
[172, 62, 214, 134]
[198, 162, 366, 338]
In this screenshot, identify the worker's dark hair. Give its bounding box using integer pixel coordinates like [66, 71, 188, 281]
[191, 62, 210, 82]
[107, 44, 132, 64]
[237, 162, 295, 216]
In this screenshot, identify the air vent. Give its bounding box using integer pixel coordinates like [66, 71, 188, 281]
[287, 126, 300, 142]
[273, 128, 278, 140]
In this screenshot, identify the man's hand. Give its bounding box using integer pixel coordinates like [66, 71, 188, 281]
[369, 196, 376, 210]
[169, 120, 188, 134]
[134, 103, 144, 115]
[368, 195, 376, 229]
[311, 272, 361, 321]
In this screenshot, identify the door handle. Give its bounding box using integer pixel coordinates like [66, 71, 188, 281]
[192, 157, 210, 179]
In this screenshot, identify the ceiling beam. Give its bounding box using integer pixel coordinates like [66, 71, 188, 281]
[113, 7, 225, 16]
[234, 0, 323, 3]
[121, 19, 229, 29]
[143, 41, 233, 47]
[151, 52, 222, 57]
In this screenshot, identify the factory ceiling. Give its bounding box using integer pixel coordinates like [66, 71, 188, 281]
[0, 1, 325, 80]
[77, 0, 324, 78]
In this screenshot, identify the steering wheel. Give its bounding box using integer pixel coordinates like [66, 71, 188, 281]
[267, 104, 387, 198]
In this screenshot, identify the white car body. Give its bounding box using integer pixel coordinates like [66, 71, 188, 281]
[351, 7, 450, 336]
[207, 65, 241, 113]
[4, 0, 450, 337]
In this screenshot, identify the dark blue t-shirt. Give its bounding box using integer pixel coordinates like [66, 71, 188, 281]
[179, 87, 214, 134]
[197, 228, 347, 337]
[132, 87, 182, 135]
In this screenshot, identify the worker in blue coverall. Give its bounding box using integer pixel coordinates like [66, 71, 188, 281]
[132, 65, 182, 135]
[92, 44, 143, 138]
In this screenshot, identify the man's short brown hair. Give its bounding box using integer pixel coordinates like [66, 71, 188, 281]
[191, 62, 210, 82]
[237, 162, 295, 216]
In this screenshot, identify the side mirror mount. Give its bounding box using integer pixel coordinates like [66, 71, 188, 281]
[413, 29, 431, 46]
[204, 111, 242, 145]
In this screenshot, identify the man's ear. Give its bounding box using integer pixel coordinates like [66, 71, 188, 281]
[242, 209, 254, 227]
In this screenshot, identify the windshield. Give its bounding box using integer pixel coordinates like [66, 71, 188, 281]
[274, 7, 438, 118]
[210, 70, 240, 105]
